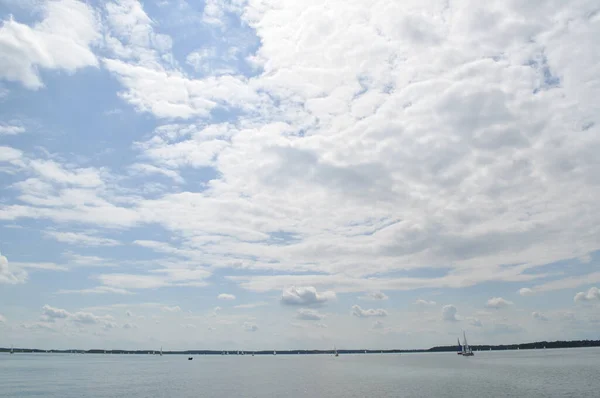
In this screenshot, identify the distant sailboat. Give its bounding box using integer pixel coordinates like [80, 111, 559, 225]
[273, 350, 277, 356]
[334, 346, 339, 357]
[10, 345, 14, 355]
[461, 331, 474, 357]
[457, 338, 463, 355]
[160, 347, 163, 356]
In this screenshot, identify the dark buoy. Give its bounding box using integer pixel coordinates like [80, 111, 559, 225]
[188, 357, 193, 360]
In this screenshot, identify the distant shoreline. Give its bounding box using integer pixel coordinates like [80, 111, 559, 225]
[2, 340, 599, 354]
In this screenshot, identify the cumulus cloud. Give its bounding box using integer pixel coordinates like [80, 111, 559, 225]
[281, 286, 336, 306]
[486, 297, 513, 309]
[41, 304, 112, 326]
[122, 322, 137, 329]
[243, 322, 258, 332]
[532, 312, 548, 322]
[0, 0, 100, 89]
[296, 308, 325, 321]
[442, 305, 459, 322]
[574, 287, 600, 303]
[2, 0, 600, 343]
[42, 304, 70, 321]
[0, 252, 27, 284]
[519, 288, 534, 296]
[0, 124, 25, 135]
[469, 318, 483, 327]
[351, 305, 387, 318]
[217, 293, 236, 301]
[360, 291, 389, 300]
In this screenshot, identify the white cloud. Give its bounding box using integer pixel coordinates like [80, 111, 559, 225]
[574, 287, 600, 303]
[104, 0, 172, 67]
[373, 320, 385, 329]
[233, 302, 268, 309]
[122, 322, 137, 329]
[41, 304, 113, 326]
[44, 231, 121, 247]
[414, 299, 436, 306]
[217, 293, 236, 301]
[0, 146, 24, 168]
[469, 318, 483, 327]
[518, 288, 534, 296]
[56, 286, 133, 295]
[243, 322, 258, 332]
[103, 58, 261, 119]
[0, 314, 6, 323]
[0, 0, 100, 89]
[162, 305, 182, 312]
[129, 163, 184, 183]
[296, 308, 325, 321]
[360, 291, 389, 300]
[281, 286, 336, 306]
[0, 252, 27, 284]
[351, 305, 387, 318]
[532, 312, 549, 322]
[41, 304, 69, 321]
[0, 124, 25, 135]
[485, 297, 513, 309]
[2, 1, 600, 340]
[442, 305, 458, 322]
[28, 159, 104, 187]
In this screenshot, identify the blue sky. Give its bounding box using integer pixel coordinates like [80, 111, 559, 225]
[1, 0, 599, 350]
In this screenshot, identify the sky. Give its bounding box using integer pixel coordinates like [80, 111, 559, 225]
[0, 0, 599, 351]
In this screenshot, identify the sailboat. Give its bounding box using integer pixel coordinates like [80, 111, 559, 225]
[461, 331, 474, 357]
[334, 346, 339, 357]
[160, 347, 163, 356]
[10, 345, 14, 355]
[273, 350, 277, 356]
[457, 338, 463, 355]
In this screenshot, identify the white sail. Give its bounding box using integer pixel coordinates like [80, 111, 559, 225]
[462, 331, 474, 356]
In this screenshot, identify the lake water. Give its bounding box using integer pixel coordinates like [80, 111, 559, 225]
[1, 348, 599, 397]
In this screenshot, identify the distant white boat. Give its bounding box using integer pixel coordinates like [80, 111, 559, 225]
[273, 350, 276, 356]
[160, 347, 163, 356]
[334, 346, 339, 357]
[461, 331, 474, 357]
[10, 345, 14, 355]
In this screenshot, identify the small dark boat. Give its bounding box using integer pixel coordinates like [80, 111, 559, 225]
[188, 357, 193, 360]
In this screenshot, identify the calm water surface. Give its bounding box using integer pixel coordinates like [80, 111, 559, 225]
[1, 348, 599, 397]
